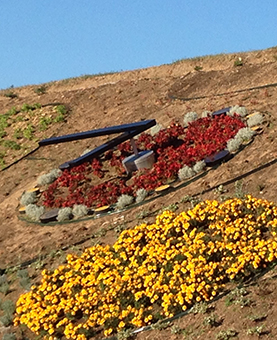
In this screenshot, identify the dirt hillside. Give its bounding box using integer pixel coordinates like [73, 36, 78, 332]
[1, 46, 277, 339]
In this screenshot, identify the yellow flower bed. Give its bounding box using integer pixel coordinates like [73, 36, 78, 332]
[14, 196, 277, 339]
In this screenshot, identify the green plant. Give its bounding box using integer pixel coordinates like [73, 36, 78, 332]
[203, 314, 222, 327]
[0, 130, 7, 138]
[55, 104, 67, 115]
[246, 325, 265, 336]
[257, 183, 265, 192]
[72, 204, 88, 217]
[57, 207, 73, 222]
[25, 204, 44, 222]
[248, 313, 267, 322]
[53, 249, 67, 264]
[135, 188, 148, 203]
[183, 111, 198, 127]
[0, 299, 15, 326]
[178, 165, 196, 180]
[15, 115, 24, 122]
[227, 138, 241, 153]
[4, 90, 17, 99]
[214, 185, 227, 195]
[53, 105, 67, 123]
[23, 124, 34, 140]
[94, 227, 108, 238]
[0, 275, 10, 295]
[194, 65, 203, 71]
[2, 140, 21, 150]
[0, 114, 10, 131]
[247, 113, 264, 127]
[17, 269, 31, 291]
[0, 313, 13, 326]
[0, 151, 6, 169]
[117, 328, 133, 340]
[3, 333, 17, 340]
[116, 194, 134, 210]
[236, 127, 255, 142]
[34, 85, 47, 95]
[228, 105, 248, 117]
[190, 301, 211, 314]
[234, 58, 243, 66]
[37, 168, 62, 186]
[6, 106, 17, 116]
[114, 224, 126, 235]
[225, 287, 249, 306]
[33, 102, 42, 109]
[216, 329, 237, 340]
[20, 191, 37, 206]
[180, 195, 193, 203]
[159, 203, 179, 213]
[234, 180, 246, 199]
[21, 103, 34, 112]
[136, 210, 152, 219]
[171, 324, 182, 334]
[13, 128, 23, 139]
[193, 160, 206, 173]
[150, 320, 171, 330]
[39, 116, 52, 131]
[32, 256, 46, 270]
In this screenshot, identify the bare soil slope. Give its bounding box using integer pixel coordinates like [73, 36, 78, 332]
[1, 47, 277, 339]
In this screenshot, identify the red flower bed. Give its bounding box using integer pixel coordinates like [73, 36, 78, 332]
[42, 114, 245, 208]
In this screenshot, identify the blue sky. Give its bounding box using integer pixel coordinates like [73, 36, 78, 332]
[0, 1, 276, 89]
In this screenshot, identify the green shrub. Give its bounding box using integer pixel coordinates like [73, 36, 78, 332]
[178, 165, 196, 180]
[21, 103, 34, 112]
[247, 113, 264, 127]
[13, 128, 23, 139]
[6, 106, 17, 116]
[201, 110, 211, 118]
[194, 65, 203, 71]
[234, 57, 243, 66]
[4, 91, 17, 99]
[183, 111, 198, 127]
[72, 204, 88, 218]
[2, 140, 21, 150]
[116, 194, 134, 210]
[193, 160, 206, 173]
[0, 130, 7, 138]
[17, 269, 31, 291]
[20, 191, 37, 206]
[34, 85, 47, 95]
[33, 102, 42, 109]
[3, 333, 17, 340]
[0, 275, 10, 295]
[39, 116, 52, 131]
[23, 124, 34, 140]
[135, 188, 148, 203]
[235, 127, 255, 142]
[53, 105, 67, 123]
[37, 168, 62, 186]
[228, 105, 248, 117]
[25, 204, 44, 222]
[0, 299, 15, 326]
[57, 207, 73, 222]
[227, 138, 241, 153]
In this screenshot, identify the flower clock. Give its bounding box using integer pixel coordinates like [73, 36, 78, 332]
[39, 113, 245, 210]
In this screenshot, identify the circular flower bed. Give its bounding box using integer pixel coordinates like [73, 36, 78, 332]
[40, 114, 245, 209]
[14, 196, 277, 339]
